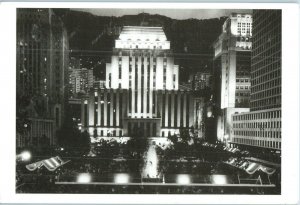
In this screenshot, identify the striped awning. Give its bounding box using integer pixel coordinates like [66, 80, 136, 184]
[26, 156, 70, 172]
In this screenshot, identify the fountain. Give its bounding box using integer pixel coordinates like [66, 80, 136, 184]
[142, 142, 160, 179]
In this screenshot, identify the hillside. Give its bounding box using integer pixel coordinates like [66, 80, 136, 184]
[54, 9, 227, 81]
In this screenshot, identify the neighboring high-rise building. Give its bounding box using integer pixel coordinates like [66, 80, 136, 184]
[81, 26, 206, 139]
[68, 67, 94, 98]
[188, 71, 212, 91]
[231, 10, 282, 151]
[93, 80, 106, 89]
[212, 13, 252, 142]
[16, 8, 69, 148]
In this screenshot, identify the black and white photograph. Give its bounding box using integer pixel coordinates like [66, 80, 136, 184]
[14, 7, 284, 195]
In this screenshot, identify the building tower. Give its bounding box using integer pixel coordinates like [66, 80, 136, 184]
[212, 13, 252, 142]
[231, 10, 282, 151]
[16, 9, 69, 147]
[81, 26, 205, 139]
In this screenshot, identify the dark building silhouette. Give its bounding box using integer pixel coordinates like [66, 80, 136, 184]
[16, 9, 69, 148]
[231, 10, 282, 151]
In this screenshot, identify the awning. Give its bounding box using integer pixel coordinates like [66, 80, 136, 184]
[26, 156, 70, 172]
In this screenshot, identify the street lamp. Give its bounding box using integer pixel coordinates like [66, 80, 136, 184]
[77, 173, 92, 183]
[212, 175, 227, 185]
[17, 150, 31, 162]
[177, 174, 191, 185]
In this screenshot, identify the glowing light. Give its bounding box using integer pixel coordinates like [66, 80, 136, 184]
[177, 174, 191, 185]
[212, 175, 227, 185]
[207, 111, 212, 118]
[142, 144, 159, 178]
[114, 173, 129, 184]
[20, 151, 31, 161]
[77, 173, 91, 183]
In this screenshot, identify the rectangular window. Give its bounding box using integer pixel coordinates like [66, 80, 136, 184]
[100, 94, 104, 126]
[129, 89, 132, 113]
[119, 66, 122, 79]
[135, 64, 138, 89]
[107, 93, 110, 126]
[153, 92, 156, 114]
[162, 95, 165, 127]
[119, 93, 123, 126]
[135, 91, 138, 113]
[180, 95, 184, 127]
[174, 95, 177, 127]
[152, 123, 156, 137]
[147, 66, 150, 88]
[168, 94, 172, 127]
[113, 93, 116, 126]
[109, 73, 111, 87]
[141, 71, 144, 113]
[186, 96, 189, 127]
[147, 90, 150, 113]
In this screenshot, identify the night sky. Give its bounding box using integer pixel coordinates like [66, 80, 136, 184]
[72, 8, 252, 20]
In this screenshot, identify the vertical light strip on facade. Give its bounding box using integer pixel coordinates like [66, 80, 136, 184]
[165, 93, 169, 127]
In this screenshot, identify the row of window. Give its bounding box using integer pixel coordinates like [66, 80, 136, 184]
[83, 92, 124, 127]
[233, 109, 281, 121]
[236, 92, 250, 97]
[234, 130, 281, 139]
[128, 89, 154, 115]
[236, 79, 250, 83]
[127, 122, 157, 137]
[250, 97, 281, 111]
[252, 68, 281, 84]
[95, 129, 122, 137]
[233, 120, 281, 129]
[161, 93, 191, 128]
[123, 44, 164, 49]
[236, 86, 250, 90]
[250, 87, 281, 101]
[233, 137, 281, 149]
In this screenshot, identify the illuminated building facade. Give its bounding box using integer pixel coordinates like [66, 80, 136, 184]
[16, 8, 69, 147]
[68, 68, 94, 98]
[81, 26, 205, 138]
[212, 13, 252, 142]
[231, 10, 282, 150]
[189, 72, 212, 91]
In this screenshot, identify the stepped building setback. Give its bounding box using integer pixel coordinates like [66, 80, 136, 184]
[81, 26, 206, 139]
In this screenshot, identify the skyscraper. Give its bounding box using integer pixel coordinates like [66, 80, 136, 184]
[16, 8, 69, 147]
[81, 26, 205, 139]
[212, 13, 252, 142]
[231, 10, 282, 151]
[68, 67, 94, 98]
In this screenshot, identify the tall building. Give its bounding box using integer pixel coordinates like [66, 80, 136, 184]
[212, 13, 252, 142]
[93, 80, 106, 89]
[231, 10, 282, 151]
[188, 71, 212, 91]
[68, 67, 94, 98]
[16, 9, 69, 148]
[81, 26, 206, 139]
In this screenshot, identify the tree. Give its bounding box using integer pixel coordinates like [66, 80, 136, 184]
[56, 118, 90, 156]
[179, 128, 190, 144]
[168, 134, 178, 144]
